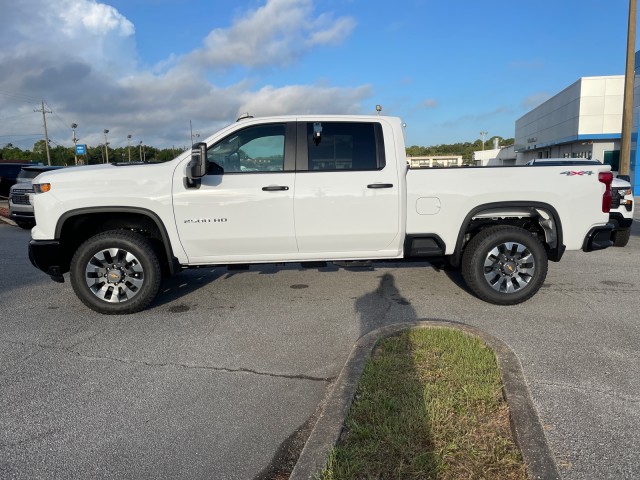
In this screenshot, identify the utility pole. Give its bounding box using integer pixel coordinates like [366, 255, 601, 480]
[34, 99, 52, 165]
[127, 134, 132, 162]
[619, 0, 637, 180]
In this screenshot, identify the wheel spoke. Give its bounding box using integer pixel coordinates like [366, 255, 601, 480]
[482, 240, 536, 294]
[83, 246, 145, 304]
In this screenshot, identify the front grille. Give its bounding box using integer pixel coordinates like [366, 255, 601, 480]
[10, 188, 33, 205]
[611, 189, 623, 209]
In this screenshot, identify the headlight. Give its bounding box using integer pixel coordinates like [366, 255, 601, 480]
[33, 183, 51, 193]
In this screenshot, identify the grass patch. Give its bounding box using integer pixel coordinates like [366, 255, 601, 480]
[320, 328, 526, 479]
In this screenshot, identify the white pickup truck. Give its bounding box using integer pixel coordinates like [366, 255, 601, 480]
[28, 115, 615, 314]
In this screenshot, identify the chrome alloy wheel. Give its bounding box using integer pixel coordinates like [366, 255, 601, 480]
[483, 241, 535, 294]
[84, 247, 145, 303]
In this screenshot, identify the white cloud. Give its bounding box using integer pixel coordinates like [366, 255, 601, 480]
[237, 84, 372, 117]
[521, 92, 552, 109]
[0, 0, 368, 150]
[61, 0, 135, 37]
[420, 99, 438, 109]
[185, 0, 356, 68]
[306, 15, 356, 46]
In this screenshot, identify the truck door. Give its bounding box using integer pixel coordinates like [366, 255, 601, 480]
[293, 120, 401, 255]
[173, 122, 298, 262]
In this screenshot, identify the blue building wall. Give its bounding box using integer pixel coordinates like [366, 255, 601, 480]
[630, 51, 640, 192]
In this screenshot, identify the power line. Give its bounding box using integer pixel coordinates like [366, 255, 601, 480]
[45, 101, 72, 133]
[0, 133, 43, 137]
[0, 90, 40, 103]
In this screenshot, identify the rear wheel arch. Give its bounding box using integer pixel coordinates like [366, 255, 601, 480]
[449, 202, 564, 267]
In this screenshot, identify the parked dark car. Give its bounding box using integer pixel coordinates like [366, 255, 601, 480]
[0, 163, 34, 197]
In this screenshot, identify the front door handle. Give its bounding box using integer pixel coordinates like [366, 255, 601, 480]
[367, 183, 393, 189]
[262, 185, 290, 191]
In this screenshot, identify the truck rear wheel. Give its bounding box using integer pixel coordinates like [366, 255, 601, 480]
[461, 225, 548, 305]
[70, 230, 161, 314]
[612, 228, 630, 247]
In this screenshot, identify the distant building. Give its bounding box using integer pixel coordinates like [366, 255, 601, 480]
[514, 76, 623, 168]
[473, 144, 516, 166]
[407, 155, 463, 168]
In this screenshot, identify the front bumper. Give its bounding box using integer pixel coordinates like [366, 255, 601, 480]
[29, 240, 67, 282]
[10, 211, 35, 223]
[608, 212, 633, 230]
[582, 223, 614, 252]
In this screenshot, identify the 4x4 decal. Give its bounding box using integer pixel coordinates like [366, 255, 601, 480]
[560, 170, 594, 176]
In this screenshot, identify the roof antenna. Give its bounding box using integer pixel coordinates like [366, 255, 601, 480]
[375, 105, 382, 115]
[236, 112, 253, 122]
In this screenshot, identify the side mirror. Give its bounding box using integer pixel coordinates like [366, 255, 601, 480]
[313, 122, 322, 146]
[186, 142, 207, 188]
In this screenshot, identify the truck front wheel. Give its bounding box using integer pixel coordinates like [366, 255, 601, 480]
[70, 230, 162, 314]
[461, 226, 548, 305]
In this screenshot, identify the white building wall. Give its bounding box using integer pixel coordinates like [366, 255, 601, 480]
[473, 145, 516, 166]
[515, 80, 581, 151]
[578, 76, 623, 134]
[515, 76, 623, 166]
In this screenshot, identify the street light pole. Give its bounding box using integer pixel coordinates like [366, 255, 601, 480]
[127, 134, 132, 162]
[71, 123, 78, 165]
[103, 129, 110, 164]
[139, 141, 143, 162]
[480, 131, 488, 151]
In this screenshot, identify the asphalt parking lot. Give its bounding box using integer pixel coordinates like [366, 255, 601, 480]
[1, 206, 639, 479]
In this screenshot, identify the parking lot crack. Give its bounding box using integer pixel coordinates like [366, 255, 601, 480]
[61, 348, 334, 382]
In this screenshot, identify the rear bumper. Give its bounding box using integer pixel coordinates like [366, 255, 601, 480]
[582, 223, 614, 252]
[29, 240, 67, 282]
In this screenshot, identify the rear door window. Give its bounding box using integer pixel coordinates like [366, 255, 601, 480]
[298, 122, 385, 171]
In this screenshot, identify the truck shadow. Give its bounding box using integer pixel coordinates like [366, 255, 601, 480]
[151, 261, 472, 309]
[151, 268, 227, 308]
[345, 272, 440, 474]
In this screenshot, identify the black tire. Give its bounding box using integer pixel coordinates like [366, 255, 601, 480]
[70, 230, 161, 314]
[461, 225, 548, 305]
[612, 228, 631, 247]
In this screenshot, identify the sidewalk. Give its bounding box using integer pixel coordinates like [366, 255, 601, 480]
[0, 199, 16, 226]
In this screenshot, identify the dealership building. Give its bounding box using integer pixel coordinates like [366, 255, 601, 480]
[514, 76, 624, 167]
[511, 71, 639, 191]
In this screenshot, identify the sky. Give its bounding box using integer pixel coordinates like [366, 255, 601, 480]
[0, 0, 636, 153]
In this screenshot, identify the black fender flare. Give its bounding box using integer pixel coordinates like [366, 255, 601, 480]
[55, 206, 180, 275]
[449, 201, 565, 267]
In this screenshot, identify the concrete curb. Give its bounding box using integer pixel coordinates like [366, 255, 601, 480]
[290, 320, 560, 480]
[0, 215, 17, 226]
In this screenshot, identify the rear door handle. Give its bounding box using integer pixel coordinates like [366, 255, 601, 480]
[367, 183, 394, 189]
[262, 185, 289, 191]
